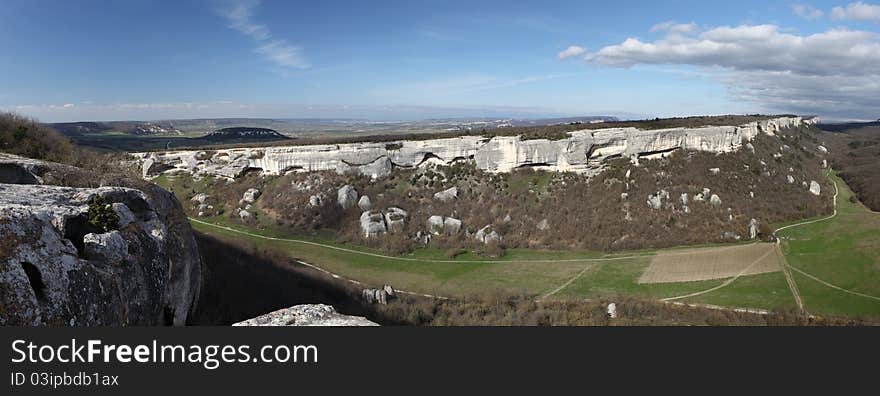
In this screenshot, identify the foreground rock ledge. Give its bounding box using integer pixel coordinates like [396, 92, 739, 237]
[232, 304, 379, 326]
[0, 153, 201, 326]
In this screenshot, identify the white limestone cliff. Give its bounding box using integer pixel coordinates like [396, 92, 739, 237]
[135, 116, 815, 180]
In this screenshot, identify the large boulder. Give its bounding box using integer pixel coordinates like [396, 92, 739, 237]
[232, 304, 378, 326]
[809, 180, 821, 196]
[240, 188, 261, 205]
[749, 218, 759, 240]
[475, 225, 502, 244]
[384, 207, 408, 233]
[433, 187, 459, 202]
[710, 194, 722, 207]
[337, 185, 358, 209]
[427, 215, 461, 235]
[360, 211, 387, 238]
[357, 195, 372, 211]
[0, 155, 201, 326]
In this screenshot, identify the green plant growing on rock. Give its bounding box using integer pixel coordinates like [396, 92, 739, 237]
[87, 195, 119, 232]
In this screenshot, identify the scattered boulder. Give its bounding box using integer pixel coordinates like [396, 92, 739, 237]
[722, 231, 741, 240]
[749, 218, 759, 240]
[360, 211, 387, 238]
[475, 225, 502, 244]
[809, 180, 821, 196]
[709, 168, 720, 175]
[647, 190, 669, 210]
[787, 175, 795, 184]
[308, 193, 324, 207]
[357, 195, 372, 211]
[444, 217, 462, 234]
[337, 185, 358, 209]
[710, 194, 722, 207]
[232, 304, 378, 326]
[190, 193, 209, 204]
[238, 209, 252, 220]
[745, 143, 755, 153]
[240, 188, 261, 205]
[384, 207, 408, 232]
[433, 186, 458, 202]
[817, 145, 828, 154]
[428, 215, 461, 235]
[362, 286, 395, 305]
[536, 218, 550, 231]
[680, 193, 688, 206]
[607, 303, 618, 319]
[620, 192, 628, 200]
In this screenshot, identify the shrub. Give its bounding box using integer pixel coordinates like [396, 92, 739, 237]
[87, 195, 119, 232]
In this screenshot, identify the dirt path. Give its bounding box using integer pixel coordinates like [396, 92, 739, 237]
[537, 264, 593, 301]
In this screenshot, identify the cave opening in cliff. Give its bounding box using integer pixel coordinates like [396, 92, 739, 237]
[20, 262, 46, 301]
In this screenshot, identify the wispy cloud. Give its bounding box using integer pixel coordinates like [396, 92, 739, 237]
[831, 1, 880, 22]
[558, 46, 586, 60]
[791, 4, 824, 20]
[217, 0, 309, 69]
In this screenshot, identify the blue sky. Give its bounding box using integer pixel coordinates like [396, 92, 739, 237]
[1, 0, 878, 122]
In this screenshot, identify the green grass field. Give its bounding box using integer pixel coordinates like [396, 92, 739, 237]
[777, 172, 880, 318]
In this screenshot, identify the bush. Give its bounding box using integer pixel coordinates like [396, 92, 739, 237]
[87, 195, 119, 232]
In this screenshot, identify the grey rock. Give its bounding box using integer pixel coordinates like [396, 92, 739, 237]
[357, 195, 372, 211]
[238, 209, 252, 220]
[809, 180, 821, 196]
[433, 186, 459, 202]
[475, 225, 502, 244]
[384, 207, 408, 232]
[710, 194, 722, 207]
[536, 218, 550, 230]
[749, 218, 759, 240]
[359, 211, 387, 238]
[787, 175, 795, 184]
[0, 156, 201, 326]
[111, 202, 136, 227]
[337, 185, 358, 209]
[240, 188, 260, 204]
[232, 304, 378, 326]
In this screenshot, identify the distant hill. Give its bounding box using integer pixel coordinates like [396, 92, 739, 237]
[48, 121, 182, 136]
[198, 127, 290, 143]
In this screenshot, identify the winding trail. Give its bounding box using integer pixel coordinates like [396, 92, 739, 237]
[537, 264, 593, 301]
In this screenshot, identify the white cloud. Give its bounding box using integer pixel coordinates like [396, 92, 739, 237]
[792, 4, 824, 20]
[557, 45, 586, 60]
[563, 23, 880, 119]
[218, 0, 309, 69]
[832, 2, 880, 22]
[62, 103, 75, 108]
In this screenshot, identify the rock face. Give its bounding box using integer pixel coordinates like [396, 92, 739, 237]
[0, 154, 201, 326]
[135, 116, 815, 180]
[337, 185, 358, 209]
[232, 304, 378, 326]
[809, 180, 821, 196]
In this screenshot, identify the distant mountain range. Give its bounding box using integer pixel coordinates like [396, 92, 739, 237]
[46, 116, 617, 138]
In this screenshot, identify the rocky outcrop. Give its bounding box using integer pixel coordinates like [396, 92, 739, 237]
[134, 116, 815, 180]
[0, 154, 201, 326]
[232, 304, 378, 326]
